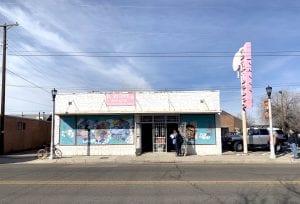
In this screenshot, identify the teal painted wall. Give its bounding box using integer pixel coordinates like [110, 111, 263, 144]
[181, 114, 216, 145]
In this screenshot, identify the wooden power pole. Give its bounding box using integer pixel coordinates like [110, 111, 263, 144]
[0, 22, 18, 154]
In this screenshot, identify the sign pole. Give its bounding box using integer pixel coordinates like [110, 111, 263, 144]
[242, 109, 248, 154]
[233, 42, 252, 154]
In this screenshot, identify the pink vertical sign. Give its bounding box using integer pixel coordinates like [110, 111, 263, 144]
[242, 42, 252, 109]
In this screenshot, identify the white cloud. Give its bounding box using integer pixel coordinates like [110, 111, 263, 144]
[0, 2, 152, 113]
[0, 2, 152, 85]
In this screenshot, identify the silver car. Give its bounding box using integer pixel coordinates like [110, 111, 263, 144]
[248, 128, 270, 146]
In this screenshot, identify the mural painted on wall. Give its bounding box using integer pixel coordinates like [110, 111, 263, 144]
[181, 114, 216, 145]
[76, 115, 134, 145]
[59, 115, 134, 145]
[60, 116, 76, 145]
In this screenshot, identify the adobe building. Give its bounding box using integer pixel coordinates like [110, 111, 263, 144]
[54, 90, 222, 156]
[220, 111, 242, 136]
[2, 115, 51, 153]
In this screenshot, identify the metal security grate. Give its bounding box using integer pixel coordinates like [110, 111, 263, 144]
[153, 123, 167, 152]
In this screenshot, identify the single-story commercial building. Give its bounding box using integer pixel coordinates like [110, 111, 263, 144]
[2, 115, 51, 154]
[54, 90, 222, 156]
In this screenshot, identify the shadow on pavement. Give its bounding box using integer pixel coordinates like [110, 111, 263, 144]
[222, 143, 293, 155]
[276, 151, 290, 158]
[0, 150, 37, 164]
[275, 145, 292, 158]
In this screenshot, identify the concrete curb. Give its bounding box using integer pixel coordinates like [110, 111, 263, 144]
[8, 157, 300, 166]
[1, 152, 300, 165]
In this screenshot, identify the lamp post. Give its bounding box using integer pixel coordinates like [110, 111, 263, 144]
[50, 88, 57, 160]
[278, 91, 285, 132]
[266, 85, 276, 159]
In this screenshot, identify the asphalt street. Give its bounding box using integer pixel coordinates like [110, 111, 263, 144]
[0, 163, 300, 204]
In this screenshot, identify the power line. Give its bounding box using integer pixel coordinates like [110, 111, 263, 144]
[7, 53, 300, 58]
[7, 96, 50, 107]
[6, 68, 50, 94]
[2, 1, 300, 9]
[55, 2, 300, 10]
[7, 50, 300, 54]
[7, 44, 48, 77]
[6, 84, 49, 88]
[6, 83, 297, 92]
[7, 43, 60, 86]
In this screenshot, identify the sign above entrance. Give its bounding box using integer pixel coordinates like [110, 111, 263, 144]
[105, 92, 136, 106]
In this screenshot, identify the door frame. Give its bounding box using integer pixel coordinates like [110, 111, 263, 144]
[139, 115, 180, 153]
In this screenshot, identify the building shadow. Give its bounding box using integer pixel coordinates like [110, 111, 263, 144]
[0, 150, 37, 164]
[275, 144, 291, 158]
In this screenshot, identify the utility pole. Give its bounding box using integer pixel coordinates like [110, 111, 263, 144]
[0, 22, 18, 154]
[279, 91, 285, 132]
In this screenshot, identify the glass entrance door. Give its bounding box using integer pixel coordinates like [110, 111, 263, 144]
[153, 123, 167, 152]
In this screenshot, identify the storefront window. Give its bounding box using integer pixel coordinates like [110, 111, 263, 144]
[181, 114, 216, 145]
[60, 115, 134, 145]
[60, 116, 76, 145]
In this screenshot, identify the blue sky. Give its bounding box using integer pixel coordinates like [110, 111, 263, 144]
[0, 0, 299, 120]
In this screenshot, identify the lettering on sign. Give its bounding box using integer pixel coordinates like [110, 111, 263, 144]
[105, 92, 136, 106]
[241, 42, 253, 109]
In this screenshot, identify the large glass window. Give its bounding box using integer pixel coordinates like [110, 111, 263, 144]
[59, 115, 134, 145]
[60, 116, 76, 145]
[180, 114, 216, 145]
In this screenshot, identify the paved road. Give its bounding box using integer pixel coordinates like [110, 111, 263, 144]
[0, 163, 300, 204]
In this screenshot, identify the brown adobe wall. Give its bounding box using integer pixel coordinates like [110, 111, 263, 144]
[4, 116, 51, 154]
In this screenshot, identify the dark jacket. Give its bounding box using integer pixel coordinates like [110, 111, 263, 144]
[176, 133, 183, 144]
[288, 133, 298, 144]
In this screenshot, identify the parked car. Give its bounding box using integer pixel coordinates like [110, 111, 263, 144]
[272, 129, 288, 144]
[223, 128, 285, 152]
[223, 132, 244, 151]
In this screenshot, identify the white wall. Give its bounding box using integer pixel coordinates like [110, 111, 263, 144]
[55, 91, 220, 114]
[58, 145, 136, 156]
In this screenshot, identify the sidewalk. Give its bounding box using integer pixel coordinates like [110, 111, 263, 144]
[1, 150, 300, 165]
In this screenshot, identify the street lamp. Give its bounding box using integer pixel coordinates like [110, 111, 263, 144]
[278, 91, 285, 132]
[266, 85, 276, 159]
[50, 88, 57, 159]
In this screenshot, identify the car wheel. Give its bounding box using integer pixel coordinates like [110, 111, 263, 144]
[234, 142, 243, 152]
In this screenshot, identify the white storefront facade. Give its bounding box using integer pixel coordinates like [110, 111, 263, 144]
[54, 90, 222, 156]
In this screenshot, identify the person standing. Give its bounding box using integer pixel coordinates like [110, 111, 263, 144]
[288, 128, 299, 159]
[170, 130, 177, 155]
[175, 130, 183, 156]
